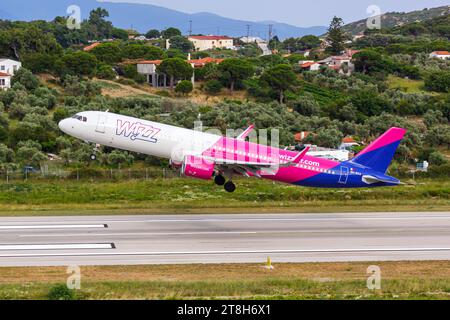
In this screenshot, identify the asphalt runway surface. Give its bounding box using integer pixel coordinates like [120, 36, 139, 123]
[0, 212, 449, 266]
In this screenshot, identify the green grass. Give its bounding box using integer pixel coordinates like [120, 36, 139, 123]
[1, 262, 450, 300]
[0, 178, 447, 215]
[387, 75, 428, 93]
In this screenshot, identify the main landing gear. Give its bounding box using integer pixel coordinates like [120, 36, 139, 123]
[214, 173, 236, 193]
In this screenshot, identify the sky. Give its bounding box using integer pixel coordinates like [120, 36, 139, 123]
[100, 0, 450, 26]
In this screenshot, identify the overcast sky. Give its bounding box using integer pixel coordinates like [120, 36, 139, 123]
[100, 0, 450, 26]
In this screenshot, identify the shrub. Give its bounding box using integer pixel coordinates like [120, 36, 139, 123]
[203, 80, 223, 95]
[175, 80, 193, 95]
[47, 284, 76, 300]
[429, 151, 448, 166]
[97, 64, 116, 80]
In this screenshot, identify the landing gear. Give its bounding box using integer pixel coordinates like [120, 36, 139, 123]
[224, 181, 236, 193]
[214, 174, 226, 186]
[90, 143, 101, 161]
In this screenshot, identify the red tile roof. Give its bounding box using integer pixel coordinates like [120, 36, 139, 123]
[0, 72, 10, 77]
[138, 60, 163, 65]
[432, 51, 450, 55]
[188, 35, 232, 40]
[137, 57, 224, 68]
[83, 42, 101, 51]
[301, 61, 317, 68]
[342, 136, 357, 143]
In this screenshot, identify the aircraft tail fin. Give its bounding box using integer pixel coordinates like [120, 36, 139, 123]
[349, 127, 407, 173]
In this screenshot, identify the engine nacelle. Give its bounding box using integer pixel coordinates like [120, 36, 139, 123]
[181, 155, 215, 180]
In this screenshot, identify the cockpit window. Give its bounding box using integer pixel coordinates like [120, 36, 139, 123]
[72, 115, 87, 122]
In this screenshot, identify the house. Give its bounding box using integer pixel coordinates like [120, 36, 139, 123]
[136, 57, 224, 88]
[0, 72, 11, 90]
[299, 61, 321, 71]
[319, 49, 361, 75]
[339, 136, 360, 150]
[429, 51, 450, 60]
[187, 35, 234, 51]
[0, 58, 21, 76]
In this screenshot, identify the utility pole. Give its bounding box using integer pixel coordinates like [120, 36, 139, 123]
[246, 24, 251, 42]
[268, 24, 273, 42]
[189, 20, 192, 36]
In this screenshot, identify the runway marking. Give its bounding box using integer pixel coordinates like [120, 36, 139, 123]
[0, 224, 107, 230]
[1, 247, 450, 258]
[96, 216, 450, 224]
[19, 231, 259, 238]
[0, 243, 115, 251]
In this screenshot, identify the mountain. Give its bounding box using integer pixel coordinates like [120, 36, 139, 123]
[344, 5, 450, 35]
[0, 0, 327, 39]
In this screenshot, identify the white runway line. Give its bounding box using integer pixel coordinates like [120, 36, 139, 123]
[0, 243, 114, 251]
[1, 247, 450, 258]
[0, 224, 107, 230]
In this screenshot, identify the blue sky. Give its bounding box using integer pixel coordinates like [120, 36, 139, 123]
[100, 0, 450, 26]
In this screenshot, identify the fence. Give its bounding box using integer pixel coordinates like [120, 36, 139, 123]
[0, 167, 182, 182]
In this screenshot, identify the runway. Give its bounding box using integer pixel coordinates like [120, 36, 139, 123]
[0, 212, 450, 266]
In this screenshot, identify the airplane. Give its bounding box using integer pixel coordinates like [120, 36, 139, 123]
[58, 111, 406, 193]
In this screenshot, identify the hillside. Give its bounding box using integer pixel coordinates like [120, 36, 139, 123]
[0, 0, 327, 39]
[344, 5, 450, 35]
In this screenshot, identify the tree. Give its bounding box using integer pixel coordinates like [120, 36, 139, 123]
[260, 64, 297, 104]
[87, 8, 113, 40]
[122, 44, 166, 60]
[351, 90, 393, 119]
[353, 50, 393, 75]
[424, 71, 450, 93]
[97, 64, 116, 80]
[59, 52, 98, 77]
[90, 42, 123, 64]
[11, 68, 40, 91]
[169, 35, 194, 53]
[112, 28, 129, 40]
[218, 58, 255, 93]
[429, 151, 447, 166]
[175, 80, 193, 95]
[157, 58, 193, 89]
[145, 29, 161, 39]
[326, 16, 346, 54]
[161, 27, 182, 39]
[203, 80, 223, 95]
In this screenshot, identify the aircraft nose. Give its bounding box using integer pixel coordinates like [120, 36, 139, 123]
[58, 118, 72, 133]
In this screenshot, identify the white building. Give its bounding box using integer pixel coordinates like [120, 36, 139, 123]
[187, 35, 234, 51]
[0, 72, 11, 90]
[0, 58, 21, 90]
[429, 51, 450, 60]
[0, 58, 22, 76]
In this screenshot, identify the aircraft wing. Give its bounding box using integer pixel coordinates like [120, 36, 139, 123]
[205, 146, 310, 177]
[237, 125, 255, 140]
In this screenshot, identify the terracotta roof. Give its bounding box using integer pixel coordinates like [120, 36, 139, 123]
[83, 42, 101, 51]
[137, 60, 163, 65]
[432, 51, 450, 55]
[189, 57, 224, 67]
[0, 72, 10, 77]
[137, 57, 224, 68]
[301, 61, 317, 68]
[294, 131, 311, 141]
[342, 136, 356, 143]
[188, 35, 232, 40]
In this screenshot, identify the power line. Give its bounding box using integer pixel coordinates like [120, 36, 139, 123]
[246, 24, 251, 42]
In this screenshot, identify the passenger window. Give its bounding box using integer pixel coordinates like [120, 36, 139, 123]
[82, 117, 87, 122]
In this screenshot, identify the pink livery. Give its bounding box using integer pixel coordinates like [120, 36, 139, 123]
[59, 111, 407, 193]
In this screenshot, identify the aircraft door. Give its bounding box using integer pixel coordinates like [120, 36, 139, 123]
[338, 166, 349, 184]
[96, 114, 107, 133]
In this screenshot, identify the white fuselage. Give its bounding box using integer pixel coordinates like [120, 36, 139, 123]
[58, 111, 221, 162]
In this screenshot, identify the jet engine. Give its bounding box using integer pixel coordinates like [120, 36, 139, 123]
[181, 155, 215, 180]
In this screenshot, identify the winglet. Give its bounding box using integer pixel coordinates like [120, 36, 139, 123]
[281, 146, 310, 167]
[237, 125, 255, 140]
[291, 146, 310, 164]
